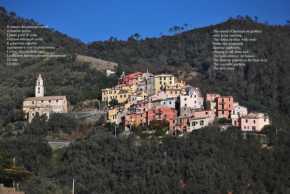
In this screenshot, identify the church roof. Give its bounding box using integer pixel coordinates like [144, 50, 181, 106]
[24, 96, 66, 101]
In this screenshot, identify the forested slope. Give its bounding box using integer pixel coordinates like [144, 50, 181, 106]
[0, 7, 118, 125]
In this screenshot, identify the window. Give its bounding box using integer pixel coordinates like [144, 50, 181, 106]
[252, 126, 256, 131]
[32, 112, 35, 116]
[160, 81, 162, 85]
[173, 119, 175, 123]
[38, 87, 40, 93]
[159, 77, 162, 81]
[170, 91, 172, 94]
[164, 77, 166, 80]
[38, 82, 40, 85]
[264, 119, 266, 122]
[200, 120, 204, 125]
[170, 81, 172, 84]
[124, 95, 126, 97]
[184, 98, 187, 101]
[170, 77, 172, 80]
[205, 112, 208, 115]
[229, 98, 231, 101]
[130, 116, 132, 119]
[163, 102, 165, 105]
[175, 91, 177, 94]
[169, 101, 172, 104]
[190, 95, 193, 98]
[194, 101, 196, 104]
[164, 114, 167, 118]
[185, 104, 187, 107]
[244, 126, 247, 129]
[32, 101, 34, 104]
[56, 100, 58, 103]
[120, 95, 122, 98]
[234, 120, 237, 126]
[246, 119, 248, 123]
[194, 95, 196, 98]
[222, 111, 224, 114]
[253, 120, 256, 124]
[41, 100, 43, 103]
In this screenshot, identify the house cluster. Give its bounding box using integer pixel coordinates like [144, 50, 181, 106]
[102, 71, 271, 133]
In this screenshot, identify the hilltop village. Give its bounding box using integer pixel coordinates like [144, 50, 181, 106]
[102, 71, 271, 134]
[22, 72, 271, 135]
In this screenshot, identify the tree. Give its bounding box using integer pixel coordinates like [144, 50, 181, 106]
[169, 28, 173, 35]
[134, 33, 141, 40]
[254, 16, 259, 22]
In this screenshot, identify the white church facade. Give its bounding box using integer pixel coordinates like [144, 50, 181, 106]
[23, 74, 68, 123]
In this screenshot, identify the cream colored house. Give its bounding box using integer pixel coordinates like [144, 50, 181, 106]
[23, 74, 68, 122]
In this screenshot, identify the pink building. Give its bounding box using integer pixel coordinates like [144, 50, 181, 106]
[121, 72, 142, 86]
[149, 91, 172, 102]
[240, 112, 270, 132]
[217, 96, 234, 118]
[193, 110, 215, 124]
[180, 89, 201, 109]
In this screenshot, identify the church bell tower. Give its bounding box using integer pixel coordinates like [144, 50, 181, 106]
[35, 74, 44, 97]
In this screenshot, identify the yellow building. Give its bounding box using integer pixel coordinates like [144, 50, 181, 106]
[102, 87, 133, 105]
[155, 74, 175, 93]
[165, 85, 183, 97]
[107, 103, 131, 124]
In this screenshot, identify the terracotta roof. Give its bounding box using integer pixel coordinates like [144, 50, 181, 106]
[24, 96, 66, 101]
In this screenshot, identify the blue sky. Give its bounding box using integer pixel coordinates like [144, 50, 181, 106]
[1, 0, 289, 43]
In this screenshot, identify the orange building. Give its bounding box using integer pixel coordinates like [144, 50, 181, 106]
[147, 106, 177, 126]
[125, 108, 147, 127]
[216, 96, 234, 118]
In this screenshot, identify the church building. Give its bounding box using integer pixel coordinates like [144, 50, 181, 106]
[23, 74, 68, 122]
